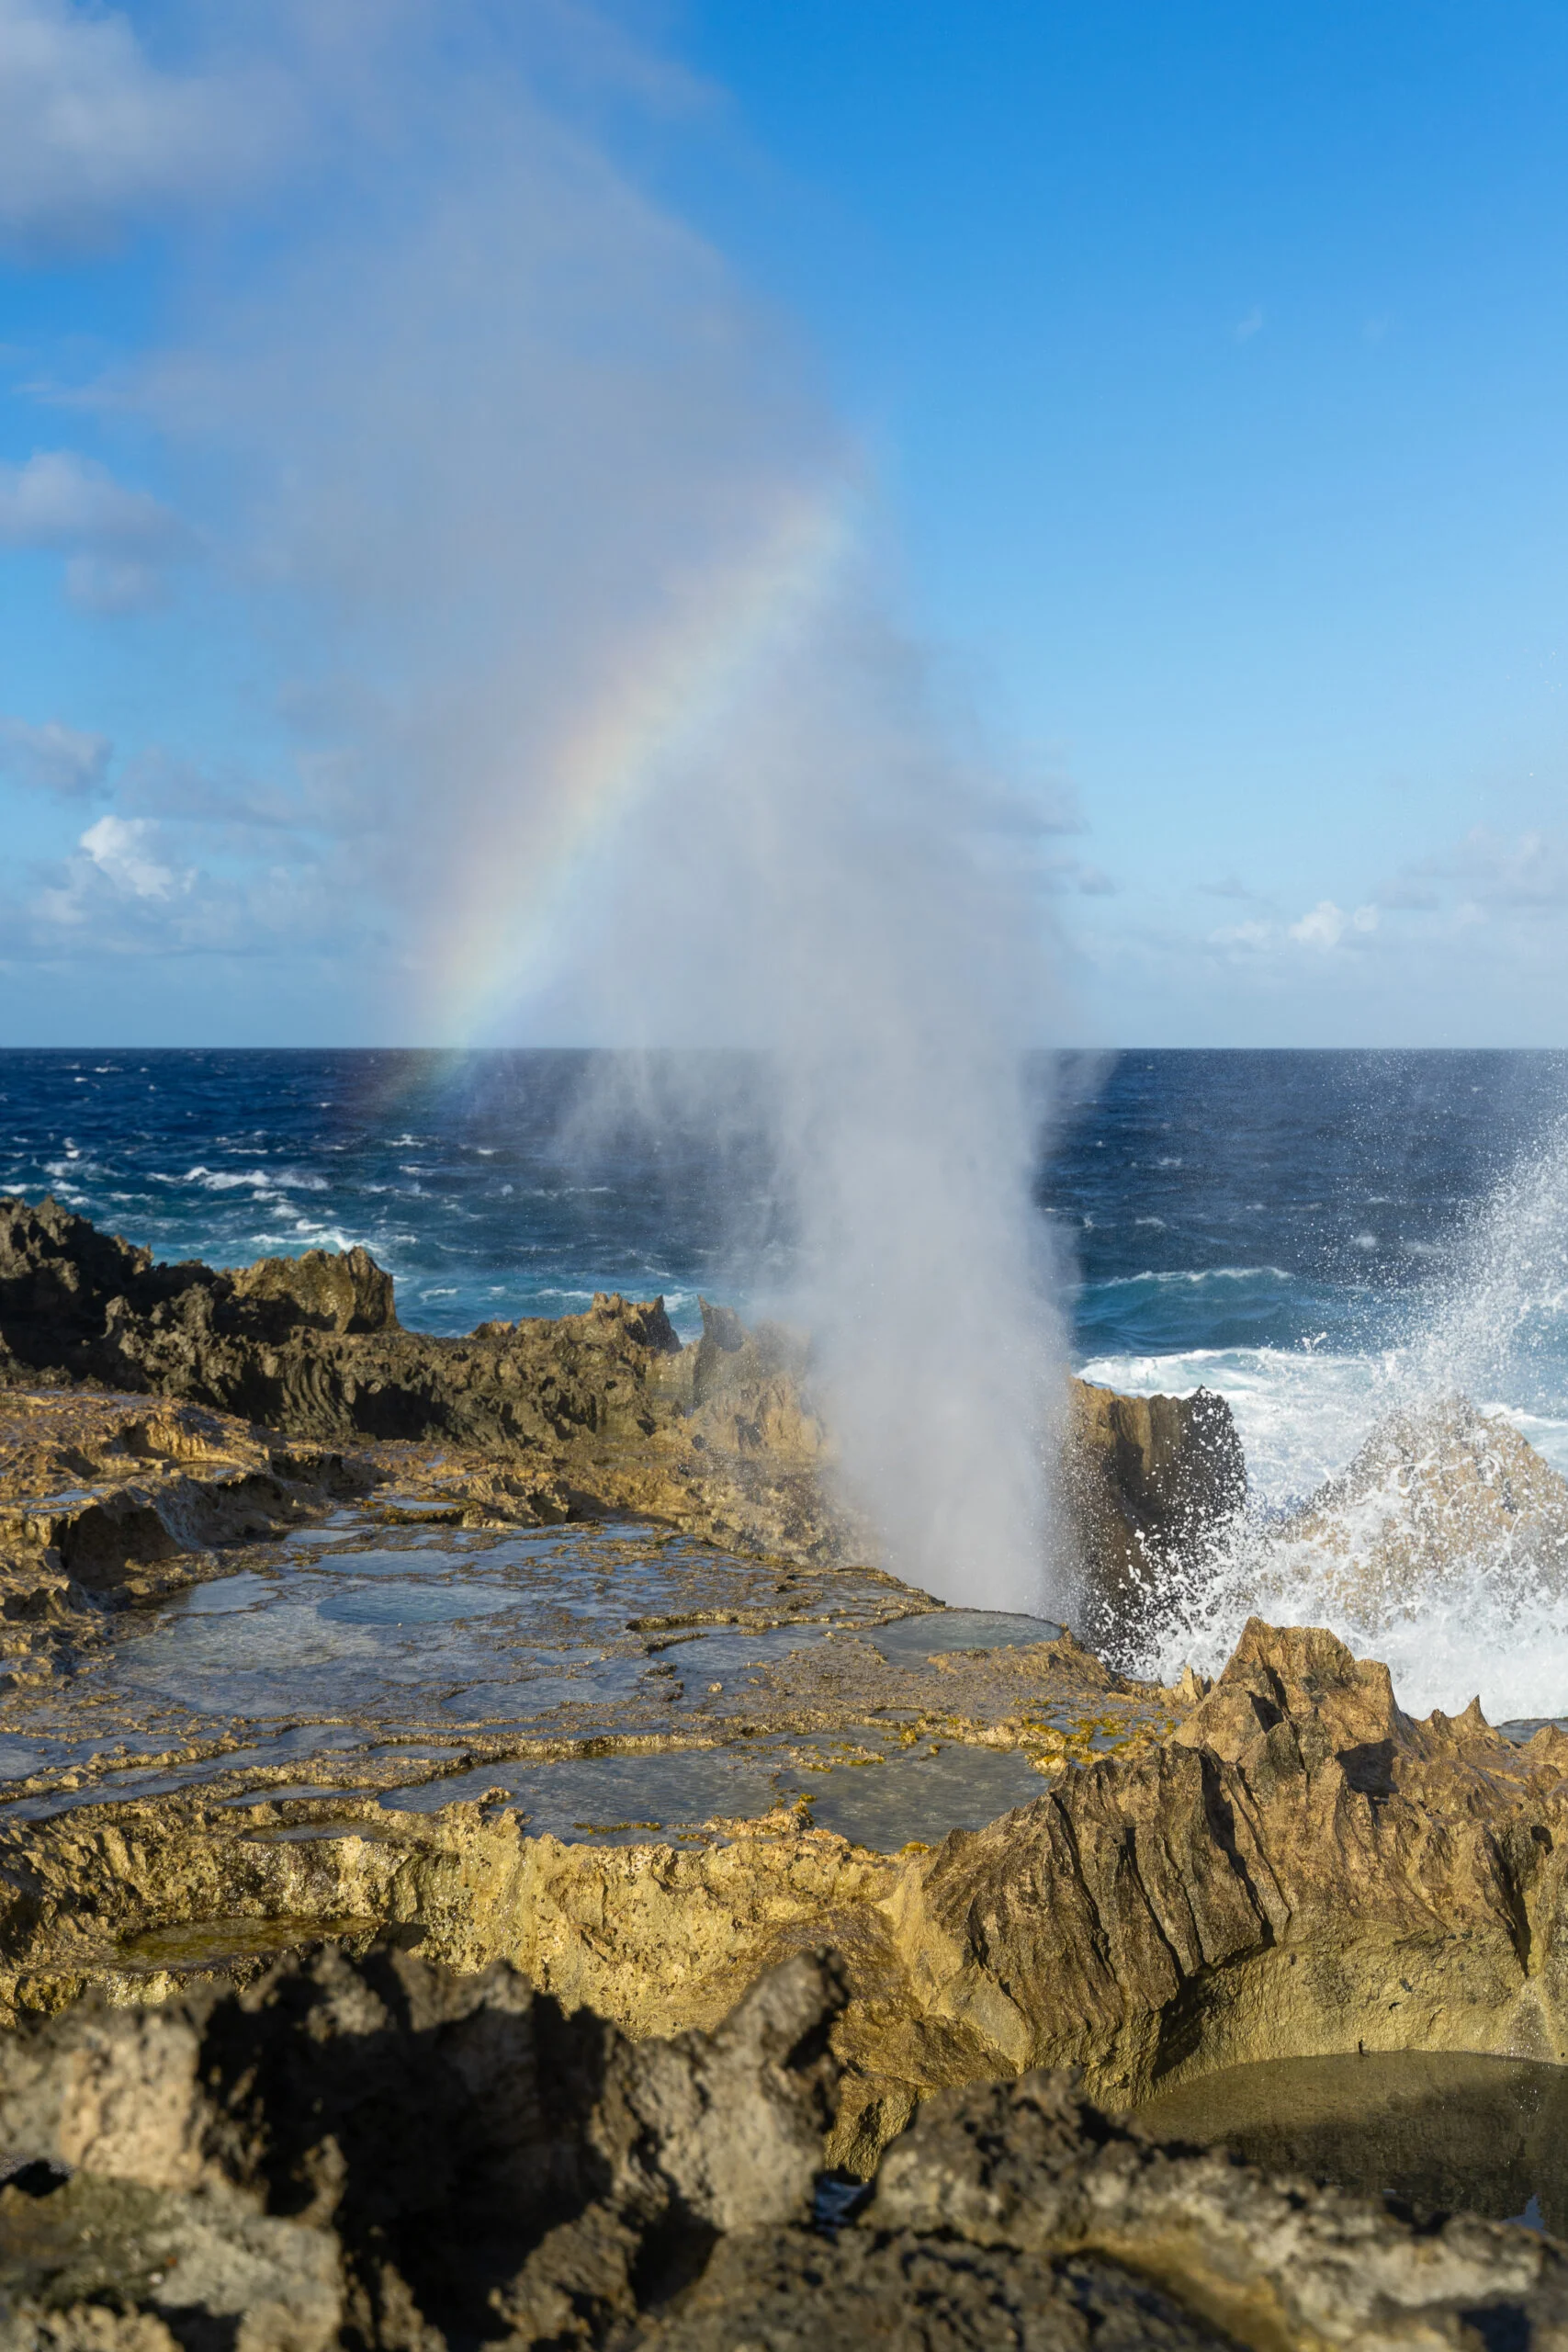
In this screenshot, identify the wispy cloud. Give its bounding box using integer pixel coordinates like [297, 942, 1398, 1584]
[1377, 826, 1568, 917]
[116, 750, 306, 834]
[0, 0, 291, 252]
[0, 448, 189, 608]
[1204, 899, 1380, 956]
[1234, 306, 1264, 342]
[1288, 899, 1379, 950]
[0, 712, 107, 797]
[1043, 854, 1117, 897]
[1207, 917, 1273, 950]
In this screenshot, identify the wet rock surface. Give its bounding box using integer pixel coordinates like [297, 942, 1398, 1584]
[0, 1386, 372, 1687]
[0, 1941, 1562, 2351]
[4, 1611, 1568, 2205]
[0, 1482, 1156, 1843]
[1063, 1377, 1247, 1648]
[0, 1199, 1251, 1608]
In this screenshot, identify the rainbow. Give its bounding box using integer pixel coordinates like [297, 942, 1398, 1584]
[423, 477, 856, 1049]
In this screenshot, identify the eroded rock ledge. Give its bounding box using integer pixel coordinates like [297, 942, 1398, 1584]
[1, 1617, 1565, 2185]
[0, 1194, 1245, 1607]
[0, 1939, 1558, 2351]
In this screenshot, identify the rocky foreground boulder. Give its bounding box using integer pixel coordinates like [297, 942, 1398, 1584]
[0, 1938, 1560, 2351]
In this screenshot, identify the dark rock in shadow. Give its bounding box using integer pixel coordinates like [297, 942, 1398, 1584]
[0, 1939, 1565, 2348]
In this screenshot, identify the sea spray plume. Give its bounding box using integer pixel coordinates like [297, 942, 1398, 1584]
[107, 4, 840, 1019]
[758, 633, 1060, 1613]
[1413, 1110, 1568, 1425]
[559, 593, 1066, 1613]
[79, 6, 1067, 1606]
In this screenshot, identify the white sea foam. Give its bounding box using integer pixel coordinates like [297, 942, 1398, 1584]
[184, 1166, 328, 1195]
[1098, 1121, 1568, 1723]
[1090, 1266, 1292, 1294]
[1076, 1345, 1416, 1505]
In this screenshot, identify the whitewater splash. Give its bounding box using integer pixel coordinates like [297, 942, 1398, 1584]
[1110, 1121, 1568, 1724]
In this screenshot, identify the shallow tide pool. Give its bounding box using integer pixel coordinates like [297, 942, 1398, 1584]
[1137, 2050, 1568, 2234]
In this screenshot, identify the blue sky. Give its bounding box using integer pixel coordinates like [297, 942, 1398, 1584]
[2, 1, 1567, 1044]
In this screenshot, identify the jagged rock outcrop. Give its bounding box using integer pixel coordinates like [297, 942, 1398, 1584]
[0, 1193, 682, 1448]
[0, 1196, 1242, 1596]
[0, 1198, 848, 1565]
[839, 1611, 1568, 2161]
[0, 1389, 372, 1682]
[4, 1615, 1568, 2194]
[1063, 1376, 1246, 1642]
[0, 1940, 847, 2350]
[0, 1939, 1561, 2350]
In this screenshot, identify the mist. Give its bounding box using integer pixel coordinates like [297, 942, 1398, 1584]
[20, 0, 1065, 1610]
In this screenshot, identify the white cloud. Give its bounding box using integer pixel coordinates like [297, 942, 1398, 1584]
[0, 449, 178, 549]
[1208, 917, 1272, 949]
[1288, 899, 1378, 950]
[1235, 306, 1264, 342]
[0, 0, 288, 250]
[1448, 827, 1568, 907]
[0, 449, 186, 608]
[0, 713, 107, 797]
[20, 822, 355, 955]
[78, 813, 182, 899]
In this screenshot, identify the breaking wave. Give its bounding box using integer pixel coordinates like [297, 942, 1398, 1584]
[1111, 1122, 1568, 1723]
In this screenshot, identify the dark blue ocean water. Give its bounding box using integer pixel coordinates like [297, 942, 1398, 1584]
[5, 1047, 1568, 1503]
[0, 1050, 776, 1338]
[1053, 1050, 1568, 1357]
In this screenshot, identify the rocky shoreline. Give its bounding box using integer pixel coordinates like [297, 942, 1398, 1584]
[5, 1938, 1566, 2350]
[0, 1196, 1563, 2346]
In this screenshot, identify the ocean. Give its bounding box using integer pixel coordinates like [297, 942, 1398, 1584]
[7, 1046, 1568, 1715]
[1055, 1048, 1568, 1498]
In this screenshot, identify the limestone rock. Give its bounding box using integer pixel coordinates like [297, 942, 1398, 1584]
[228, 1243, 397, 1335]
[861, 2065, 1566, 2351]
[642, 2224, 1235, 2346]
[0, 1197, 1247, 1594]
[0, 2174, 341, 2352]
[0, 1939, 1563, 2349]
[0, 1197, 851, 1565]
[0, 1388, 370, 1680]
[0, 1941, 848, 2351]
[872, 1612, 1568, 2129]
[6, 1611, 1568, 2204]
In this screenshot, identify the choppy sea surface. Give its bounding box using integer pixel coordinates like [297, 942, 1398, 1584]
[1055, 1049, 1568, 1496]
[8, 1047, 1568, 1714]
[0, 1050, 770, 1341]
[6, 1047, 1566, 1484]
